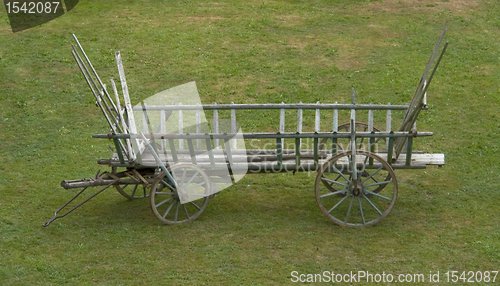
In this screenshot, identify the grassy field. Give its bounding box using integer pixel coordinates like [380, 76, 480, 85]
[1, 0, 499, 284]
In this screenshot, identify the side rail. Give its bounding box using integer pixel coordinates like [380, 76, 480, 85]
[127, 100, 428, 164]
[94, 130, 438, 172]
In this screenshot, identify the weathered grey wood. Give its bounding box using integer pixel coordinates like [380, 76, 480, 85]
[224, 139, 234, 169]
[73, 49, 116, 134]
[205, 138, 215, 166]
[96, 131, 434, 140]
[297, 102, 303, 133]
[315, 101, 320, 132]
[160, 110, 166, 150]
[168, 138, 178, 163]
[132, 103, 414, 111]
[279, 103, 285, 153]
[424, 42, 448, 97]
[395, 24, 447, 159]
[115, 51, 139, 162]
[110, 80, 126, 132]
[213, 104, 219, 149]
[423, 80, 427, 106]
[279, 102, 285, 133]
[115, 52, 136, 134]
[187, 139, 196, 164]
[295, 138, 301, 166]
[110, 79, 133, 160]
[231, 103, 237, 149]
[368, 104, 374, 132]
[196, 104, 201, 150]
[99, 84, 122, 134]
[178, 102, 183, 150]
[297, 102, 303, 148]
[72, 34, 119, 115]
[142, 103, 149, 133]
[125, 150, 444, 170]
[350, 110, 356, 154]
[386, 102, 391, 150]
[333, 102, 338, 132]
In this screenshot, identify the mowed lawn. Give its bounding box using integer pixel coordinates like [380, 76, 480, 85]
[1, 0, 499, 284]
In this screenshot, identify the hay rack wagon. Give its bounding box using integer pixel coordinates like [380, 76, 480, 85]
[44, 26, 447, 227]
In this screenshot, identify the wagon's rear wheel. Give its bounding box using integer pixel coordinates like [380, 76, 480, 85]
[112, 167, 154, 200]
[150, 163, 210, 225]
[315, 150, 397, 226]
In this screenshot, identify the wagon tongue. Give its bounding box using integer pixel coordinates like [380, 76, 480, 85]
[43, 170, 120, 227]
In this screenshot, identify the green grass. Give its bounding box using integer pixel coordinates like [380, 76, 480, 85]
[1, 0, 500, 284]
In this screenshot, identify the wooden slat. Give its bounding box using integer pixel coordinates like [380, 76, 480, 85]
[331, 137, 337, 155]
[113, 138, 125, 164]
[387, 135, 394, 165]
[369, 136, 375, 166]
[213, 104, 219, 149]
[350, 109, 356, 153]
[115, 51, 140, 162]
[116, 53, 135, 133]
[132, 151, 444, 168]
[386, 102, 391, 150]
[160, 110, 166, 151]
[295, 138, 301, 166]
[333, 102, 338, 132]
[315, 101, 320, 132]
[276, 138, 282, 166]
[297, 102, 303, 133]
[205, 138, 215, 166]
[224, 139, 234, 168]
[368, 104, 374, 132]
[178, 102, 183, 150]
[313, 137, 318, 169]
[231, 103, 237, 149]
[142, 103, 149, 133]
[279, 103, 285, 160]
[110, 78, 132, 161]
[279, 102, 285, 133]
[168, 138, 178, 164]
[406, 136, 413, 166]
[297, 102, 302, 148]
[99, 85, 122, 133]
[132, 103, 413, 111]
[187, 139, 196, 164]
[423, 80, 427, 106]
[196, 103, 201, 150]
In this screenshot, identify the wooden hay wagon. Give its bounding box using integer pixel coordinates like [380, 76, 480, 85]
[44, 26, 447, 227]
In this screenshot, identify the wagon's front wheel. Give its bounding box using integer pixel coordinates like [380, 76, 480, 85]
[150, 163, 210, 225]
[315, 150, 398, 226]
[112, 167, 154, 200]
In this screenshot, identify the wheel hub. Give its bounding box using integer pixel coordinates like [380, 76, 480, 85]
[175, 187, 189, 202]
[349, 180, 364, 197]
